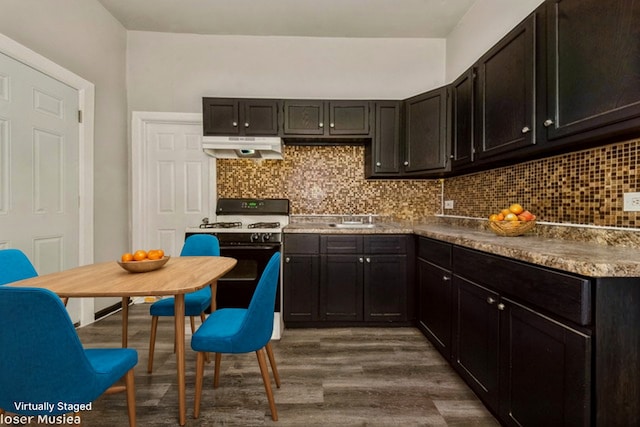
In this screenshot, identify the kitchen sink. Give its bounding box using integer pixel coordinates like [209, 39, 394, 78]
[328, 223, 378, 229]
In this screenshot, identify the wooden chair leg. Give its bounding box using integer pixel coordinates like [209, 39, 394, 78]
[213, 353, 222, 389]
[193, 352, 205, 419]
[125, 368, 136, 427]
[256, 348, 278, 421]
[147, 316, 159, 373]
[265, 342, 281, 388]
[190, 316, 196, 334]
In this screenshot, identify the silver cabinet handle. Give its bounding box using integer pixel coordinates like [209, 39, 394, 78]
[487, 297, 496, 304]
[376, 162, 382, 167]
[285, 257, 290, 263]
[543, 119, 554, 127]
[521, 126, 531, 134]
[359, 257, 364, 263]
[319, 122, 324, 128]
[365, 257, 371, 263]
[232, 121, 238, 127]
[330, 123, 335, 128]
[497, 303, 505, 311]
[403, 161, 409, 166]
[443, 276, 451, 281]
[244, 122, 249, 127]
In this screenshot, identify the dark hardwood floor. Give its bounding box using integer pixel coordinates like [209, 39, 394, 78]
[69, 304, 499, 426]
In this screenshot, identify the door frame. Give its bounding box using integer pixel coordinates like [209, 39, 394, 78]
[0, 34, 95, 325]
[131, 111, 215, 254]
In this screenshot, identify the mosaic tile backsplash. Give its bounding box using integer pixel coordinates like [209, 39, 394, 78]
[217, 145, 440, 220]
[217, 138, 640, 229]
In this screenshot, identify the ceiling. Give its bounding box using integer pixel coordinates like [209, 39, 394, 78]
[96, 0, 477, 38]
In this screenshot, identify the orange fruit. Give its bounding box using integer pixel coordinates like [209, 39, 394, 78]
[121, 252, 133, 262]
[133, 250, 147, 261]
[156, 249, 164, 258]
[496, 213, 504, 221]
[147, 250, 161, 260]
[501, 208, 511, 217]
[509, 203, 524, 215]
[489, 214, 500, 222]
[504, 213, 519, 221]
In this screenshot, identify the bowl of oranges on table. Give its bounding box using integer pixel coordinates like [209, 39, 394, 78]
[488, 203, 536, 237]
[118, 249, 169, 273]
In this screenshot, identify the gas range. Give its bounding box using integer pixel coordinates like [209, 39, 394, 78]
[185, 198, 289, 244]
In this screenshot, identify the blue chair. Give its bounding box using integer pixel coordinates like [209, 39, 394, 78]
[0, 248, 38, 285]
[191, 251, 281, 421]
[147, 234, 220, 373]
[0, 286, 137, 425]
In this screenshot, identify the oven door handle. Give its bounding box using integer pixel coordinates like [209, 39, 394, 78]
[220, 245, 281, 251]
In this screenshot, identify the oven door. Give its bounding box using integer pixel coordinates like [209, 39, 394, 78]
[216, 243, 281, 311]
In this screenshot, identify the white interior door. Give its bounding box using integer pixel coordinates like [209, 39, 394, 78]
[0, 51, 82, 322]
[132, 113, 213, 259]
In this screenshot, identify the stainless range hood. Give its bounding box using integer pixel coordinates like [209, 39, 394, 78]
[202, 136, 283, 159]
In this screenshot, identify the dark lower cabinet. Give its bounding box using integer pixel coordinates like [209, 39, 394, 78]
[499, 297, 591, 427]
[321, 254, 363, 321]
[283, 233, 412, 326]
[417, 247, 453, 357]
[453, 276, 501, 410]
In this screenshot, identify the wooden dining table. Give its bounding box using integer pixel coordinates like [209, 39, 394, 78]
[10, 256, 237, 426]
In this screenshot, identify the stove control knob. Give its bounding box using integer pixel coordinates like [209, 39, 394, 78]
[261, 233, 272, 242]
[251, 233, 260, 242]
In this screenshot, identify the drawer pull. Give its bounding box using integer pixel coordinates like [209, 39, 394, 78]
[497, 303, 505, 311]
[486, 297, 496, 304]
[443, 276, 451, 281]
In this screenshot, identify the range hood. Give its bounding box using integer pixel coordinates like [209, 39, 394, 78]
[202, 136, 283, 159]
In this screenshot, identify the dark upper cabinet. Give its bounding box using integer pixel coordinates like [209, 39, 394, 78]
[365, 101, 403, 177]
[202, 98, 279, 136]
[283, 100, 371, 137]
[475, 13, 536, 161]
[542, 0, 640, 142]
[404, 87, 449, 174]
[450, 68, 476, 169]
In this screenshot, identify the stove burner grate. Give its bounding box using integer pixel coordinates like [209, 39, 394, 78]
[199, 221, 243, 229]
[248, 222, 281, 229]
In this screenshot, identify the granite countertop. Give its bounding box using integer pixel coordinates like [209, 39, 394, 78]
[284, 216, 640, 278]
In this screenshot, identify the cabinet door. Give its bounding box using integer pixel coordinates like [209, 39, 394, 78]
[328, 101, 370, 135]
[366, 101, 402, 177]
[418, 259, 453, 357]
[544, 0, 640, 141]
[283, 254, 320, 322]
[476, 14, 536, 160]
[450, 69, 475, 169]
[283, 100, 325, 135]
[202, 98, 240, 136]
[453, 276, 501, 411]
[320, 255, 363, 321]
[404, 87, 448, 174]
[499, 298, 591, 427]
[364, 254, 407, 322]
[242, 100, 279, 136]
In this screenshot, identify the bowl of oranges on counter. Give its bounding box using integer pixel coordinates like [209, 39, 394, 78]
[117, 249, 169, 273]
[488, 203, 536, 237]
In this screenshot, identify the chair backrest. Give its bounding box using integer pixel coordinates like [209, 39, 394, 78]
[0, 249, 38, 286]
[0, 287, 103, 414]
[232, 252, 281, 352]
[180, 234, 220, 257]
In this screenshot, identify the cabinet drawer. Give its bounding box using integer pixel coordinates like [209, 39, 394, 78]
[321, 235, 363, 254]
[284, 234, 319, 254]
[365, 235, 408, 254]
[453, 247, 591, 325]
[418, 237, 452, 269]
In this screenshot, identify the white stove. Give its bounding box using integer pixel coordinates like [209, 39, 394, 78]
[184, 198, 290, 340]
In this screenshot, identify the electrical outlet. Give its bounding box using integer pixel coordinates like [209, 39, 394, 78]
[623, 192, 640, 211]
[444, 200, 454, 209]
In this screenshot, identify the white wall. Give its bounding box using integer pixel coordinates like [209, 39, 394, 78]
[446, 0, 545, 81]
[127, 31, 446, 112]
[0, 0, 129, 268]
